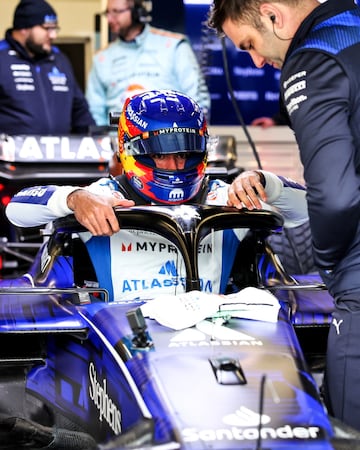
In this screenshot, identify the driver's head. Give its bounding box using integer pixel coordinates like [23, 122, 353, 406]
[118, 89, 208, 204]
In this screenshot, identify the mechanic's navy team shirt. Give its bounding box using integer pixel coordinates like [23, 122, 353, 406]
[280, 0, 360, 300]
[0, 30, 94, 135]
[6, 173, 308, 301]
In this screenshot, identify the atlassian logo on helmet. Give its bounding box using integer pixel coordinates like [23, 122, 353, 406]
[169, 189, 185, 201]
[127, 104, 149, 130]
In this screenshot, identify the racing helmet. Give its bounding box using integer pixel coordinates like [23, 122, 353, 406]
[118, 89, 208, 204]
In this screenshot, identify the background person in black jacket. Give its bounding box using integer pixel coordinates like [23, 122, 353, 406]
[0, 0, 95, 135]
[209, 0, 360, 432]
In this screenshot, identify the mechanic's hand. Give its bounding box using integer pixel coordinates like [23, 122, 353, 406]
[227, 170, 267, 210]
[67, 190, 135, 236]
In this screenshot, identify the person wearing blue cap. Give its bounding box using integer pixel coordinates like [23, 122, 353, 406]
[0, 0, 95, 135]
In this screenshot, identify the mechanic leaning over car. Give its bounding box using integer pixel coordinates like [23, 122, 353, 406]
[0, 0, 95, 135]
[86, 0, 211, 127]
[5, 88, 307, 299]
[208, 0, 360, 433]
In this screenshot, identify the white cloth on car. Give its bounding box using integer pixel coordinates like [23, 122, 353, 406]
[141, 287, 280, 330]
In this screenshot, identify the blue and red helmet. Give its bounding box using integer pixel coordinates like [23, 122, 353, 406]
[118, 89, 208, 204]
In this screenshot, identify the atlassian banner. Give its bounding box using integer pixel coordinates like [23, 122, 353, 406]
[0, 135, 113, 162]
[184, 0, 281, 125]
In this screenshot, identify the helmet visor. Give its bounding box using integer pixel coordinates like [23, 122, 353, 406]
[124, 130, 207, 156]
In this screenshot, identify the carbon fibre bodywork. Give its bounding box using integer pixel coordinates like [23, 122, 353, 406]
[0, 205, 336, 449]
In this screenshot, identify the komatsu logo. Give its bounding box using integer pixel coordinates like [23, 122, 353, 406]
[88, 362, 122, 435]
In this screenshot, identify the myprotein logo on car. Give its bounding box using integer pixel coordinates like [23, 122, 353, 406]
[119, 240, 178, 253]
[118, 239, 212, 254]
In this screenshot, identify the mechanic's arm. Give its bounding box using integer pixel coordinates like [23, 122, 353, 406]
[228, 170, 308, 227]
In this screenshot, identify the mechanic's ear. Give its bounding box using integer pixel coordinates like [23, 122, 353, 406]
[259, 4, 279, 25]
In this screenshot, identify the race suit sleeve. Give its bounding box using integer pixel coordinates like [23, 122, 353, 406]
[206, 174, 308, 228]
[172, 39, 211, 117]
[5, 178, 120, 227]
[261, 171, 308, 228]
[282, 53, 360, 269]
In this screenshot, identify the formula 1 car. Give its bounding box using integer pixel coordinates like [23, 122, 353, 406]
[1, 203, 358, 450]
